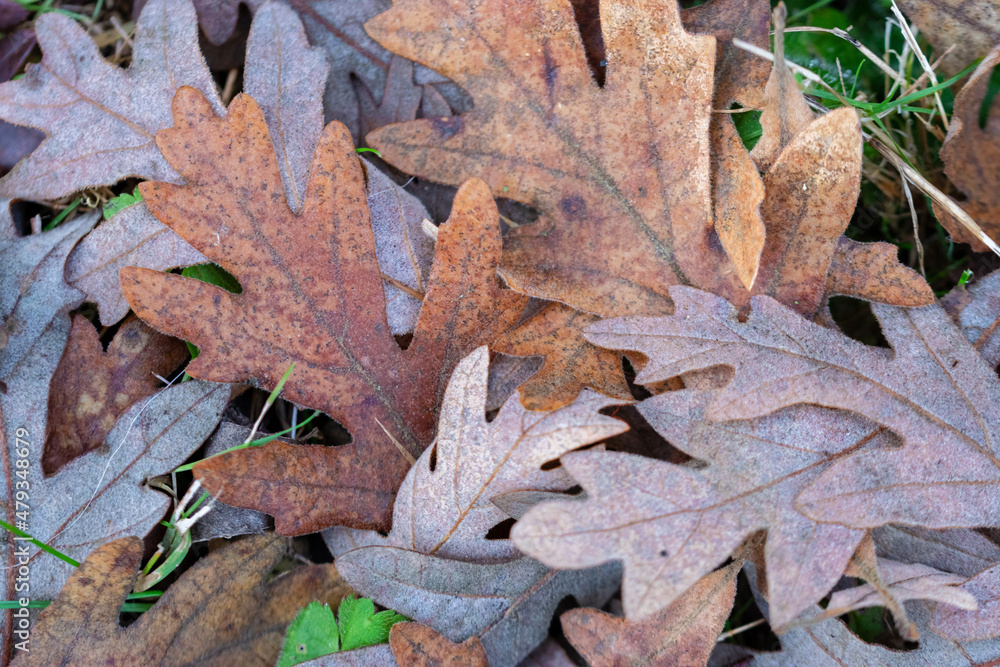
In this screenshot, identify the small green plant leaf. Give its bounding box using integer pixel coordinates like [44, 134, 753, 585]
[180, 263, 242, 294]
[338, 595, 407, 652]
[278, 602, 340, 667]
[103, 187, 143, 220]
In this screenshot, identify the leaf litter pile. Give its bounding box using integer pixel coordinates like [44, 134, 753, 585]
[4, 0, 1000, 664]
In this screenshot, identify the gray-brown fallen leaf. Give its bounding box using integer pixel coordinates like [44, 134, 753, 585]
[511, 387, 879, 627]
[942, 267, 1000, 369]
[897, 0, 1000, 75]
[932, 562, 1000, 642]
[331, 347, 625, 666]
[0, 0, 223, 201]
[586, 286, 1000, 532]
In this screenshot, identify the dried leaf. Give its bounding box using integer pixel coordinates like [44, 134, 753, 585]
[711, 113, 766, 291]
[42, 314, 188, 475]
[244, 0, 330, 215]
[0, 0, 29, 31]
[560, 561, 739, 666]
[749, 3, 814, 172]
[736, 602, 1000, 666]
[936, 47, 1000, 252]
[897, 0, 1000, 75]
[65, 203, 207, 326]
[942, 268, 1000, 369]
[932, 562, 1000, 641]
[332, 347, 624, 666]
[389, 623, 489, 667]
[681, 0, 771, 109]
[0, 0, 224, 201]
[826, 237, 935, 308]
[685, 0, 771, 292]
[191, 0, 244, 45]
[337, 550, 620, 667]
[367, 0, 749, 318]
[329, 346, 627, 561]
[297, 644, 396, 666]
[874, 525, 1000, 579]
[0, 28, 34, 83]
[364, 160, 435, 336]
[518, 639, 576, 667]
[814, 558, 978, 623]
[751, 108, 865, 317]
[190, 422, 273, 542]
[358, 55, 423, 140]
[14, 535, 351, 666]
[121, 89, 525, 533]
[484, 352, 543, 413]
[715, 563, 1000, 666]
[586, 286, 1000, 531]
[512, 389, 881, 626]
[493, 302, 632, 411]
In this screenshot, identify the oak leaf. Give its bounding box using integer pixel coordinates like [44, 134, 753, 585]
[0, 0, 224, 201]
[366, 0, 930, 407]
[13, 535, 350, 667]
[560, 561, 740, 667]
[121, 89, 526, 533]
[389, 623, 489, 667]
[897, 0, 1000, 75]
[937, 47, 1000, 253]
[0, 204, 225, 657]
[942, 268, 1000, 369]
[367, 0, 749, 317]
[586, 286, 1000, 531]
[875, 525, 1000, 579]
[511, 389, 882, 626]
[932, 562, 1000, 642]
[721, 563, 1000, 666]
[331, 347, 625, 666]
[42, 315, 188, 475]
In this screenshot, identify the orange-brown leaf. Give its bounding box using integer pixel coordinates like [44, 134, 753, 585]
[751, 108, 862, 316]
[367, 0, 748, 318]
[42, 314, 187, 475]
[389, 623, 489, 667]
[749, 3, 815, 172]
[897, 0, 1000, 75]
[681, 0, 771, 109]
[13, 535, 349, 667]
[560, 562, 739, 667]
[121, 88, 526, 533]
[936, 47, 1000, 252]
[826, 237, 934, 307]
[492, 302, 632, 411]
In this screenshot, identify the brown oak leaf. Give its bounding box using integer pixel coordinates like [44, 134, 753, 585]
[12, 535, 350, 667]
[560, 562, 740, 666]
[389, 623, 489, 667]
[366, 0, 930, 408]
[897, 0, 1000, 75]
[42, 314, 188, 475]
[121, 88, 526, 534]
[936, 47, 1000, 252]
